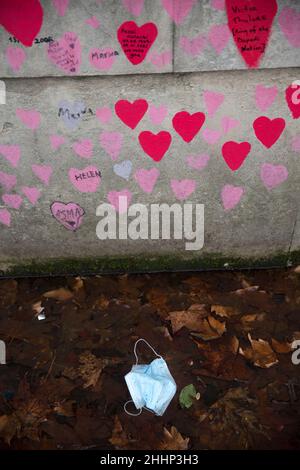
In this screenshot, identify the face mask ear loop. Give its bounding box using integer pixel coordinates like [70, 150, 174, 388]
[124, 400, 142, 416]
[133, 338, 162, 365]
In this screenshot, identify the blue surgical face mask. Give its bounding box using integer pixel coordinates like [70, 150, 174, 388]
[124, 339, 177, 416]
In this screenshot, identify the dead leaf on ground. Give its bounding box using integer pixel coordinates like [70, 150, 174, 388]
[109, 416, 136, 450]
[211, 304, 239, 317]
[167, 304, 208, 333]
[159, 426, 189, 450]
[43, 287, 73, 302]
[271, 338, 293, 354]
[239, 334, 278, 368]
[190, 315, 226, 341]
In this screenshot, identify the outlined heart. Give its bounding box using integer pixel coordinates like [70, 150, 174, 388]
[115, 99, 148, 129]
[225, 0, 278, 68]
[0, 0, 43, 47]
[117, 21, 158, 65]
[222, 141, 251, 171]
[253, 116, 286, 149]
[285, 84, 300, 119]
[138, 131, 172, 162]
[51, 201, 85, 231]
[172, 111, 205, 143]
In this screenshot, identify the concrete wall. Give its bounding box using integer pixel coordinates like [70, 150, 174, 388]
[0, 0, 299, 275]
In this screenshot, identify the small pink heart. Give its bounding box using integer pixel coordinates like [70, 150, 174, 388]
[51, 201, 85, 231]
[99, 131, 123, 161]
[0, 209, 11, 227]
[52, 0, 69, 16]
[221, 184, 244, 211]
[211, 0, 225, 10]
[0, 145, 21, 168]
[89, 47, 116, 71]
[134, 168, 160, 193]
[69, 166, 101, 193]
[208, 24, 230, 54]
[22, 186, 41, 205]
[6, 46, 26, 72]
[292, 135, 300, 152]
[203, 90, 225, 117]
[72, 139, 93, 159]
[179, 34, 207, 57]
[31, 164, 53, 185]
[47, 32, 81, 75]
[107, 189, 132, 213]
[278, 7, 300, 48]
[202, 128, 222, 145]
[186, 154, 210, 171]
[96, 107, 112, 124]
[122, 0, 144, 16]
[221, 116, 240, 134]
[149, 105, 168, 125]
[170, 179, 196, 200]
[85, 16, 100, 29]
[0, 171, 17, 191]
[148, 50, 172, 70]
[16, 109, 41, 130]
[50, 134, 66, 150]
[161, 0, 196, 24]
[255, 85, 278, 112]
[2, 194, 22, 209]
[260, 163, 288, 190]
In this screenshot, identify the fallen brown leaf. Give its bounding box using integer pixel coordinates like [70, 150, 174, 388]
[159, 426, 189, 450]
[109, 416, 136, 450]
[167, 304, 208, 333]
[271, 338, 293, 354]
[239, 334, 278, 368]
[43, 287, 73, 301]
[211, 304, 239, 317]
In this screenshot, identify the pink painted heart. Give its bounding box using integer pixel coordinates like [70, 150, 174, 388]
[292, 135, 300, 152]
[96, 107, 112, 124]
[85, 16, 100, 29]
[255, 85, 278, 112]
[161, 0, 196, 25]
[16, 109, 41, 130]
[107, 189, 132, 213]
[2, 194, 22, 209]
[31, 164, 53, 185]
[6, 46, 26, 72]
[149, 105, 168, 125]
[69, 166, 101, 193]
[89, 48, 116, 71]
[278, 7, 300, 48]
[122, 0, 144, 16]
[52, 0, 69, 16]
[186, 154, 210, 171]
[203, 90, 225, 117]
[50, 134, 66, 150]
[134, 168, 160, 193]
[22, 186, 41, 205]
[72, 139, 93, 159]
[221, 184, 244, 211]
[221, 116, 240, 134]
[260, 163, 288, 190]
[202, 128, 222, 145]
[211, 0, 225, 10]
[208, 24, 230, 54]
[0, 145, 21, 168]
[179, 33, 207, 57]
[0, 171, 17, 191]
[0, 209, 11, 227]
[51, 201, 85, 231]
[171, 179, 196, 200]
[47, 32, 81, 74]
[99, 131, 123, 161]
[148, 50, 172, 70]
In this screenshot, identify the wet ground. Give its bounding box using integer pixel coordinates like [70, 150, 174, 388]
[0, 267, 299, 450]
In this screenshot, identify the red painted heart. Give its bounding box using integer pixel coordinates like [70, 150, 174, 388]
[117, 21, 158, 65]
[115, 99, 148, 129]
[138, 131, 172, 162]
[172, 111, 205, 143]
[225, 0, 277, 68]
[0, 0, 43, 47]
[222, 141, 251, 171]
[285, 83, 300, 119]
[253, 116, 286, 149]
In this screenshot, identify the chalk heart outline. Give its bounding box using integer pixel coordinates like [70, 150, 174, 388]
[161, 0, 196, 24]
[0, 145, 21, 168]
[171, 179, 196, 200]
[134, 168, 160, 193]
[255, 85, 278, 112]
[186, 153, 210, 171]
[260, 163, 288, 191]
[16, 109, 41, 130]
[0, 171, 17, 192]
[69, 166, 101, 193]
[0, 209, 11, 227]
[117, 21, 158, 65]
[47, 32, 81, 75]
[253, 116, 286, 149]
[51, 201, 85, 231]
[2, 194, 22, 210]
[113, 160, 132, 180]
[99, 131, 123, 161]
[221, 185, 244, 211]
[278, 7, 300, 48]
[107, 190, 132, 213]
[89, 47, 116, 71]
[6, 46, 26, 72]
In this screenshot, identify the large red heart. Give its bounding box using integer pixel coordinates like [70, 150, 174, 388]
[138, 131, 172, 162]
[222, 141, 251, 171]
[115, 99, 148, 129]
[253, 116, 285, 149]
[225, 0, 277, 68]
[0, 0, 43, 47]
[117, 21, 158, 65]
[172, 111, 205, 143]
[285, 83, 300, 119]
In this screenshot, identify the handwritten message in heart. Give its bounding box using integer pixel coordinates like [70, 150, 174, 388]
[47, 32, 81, 74]
[117, 21, 158, 65]
[51, 201, 85, 231]
[69, 166, 101, 193]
